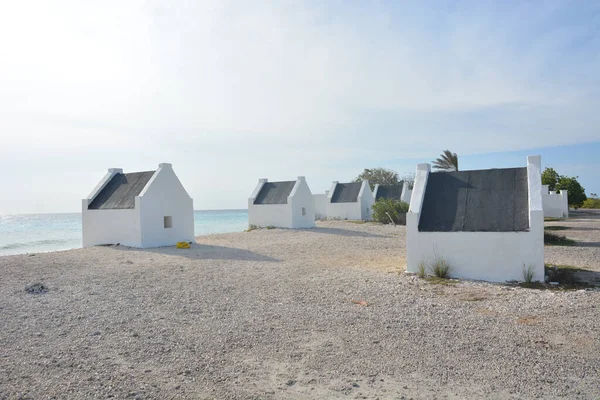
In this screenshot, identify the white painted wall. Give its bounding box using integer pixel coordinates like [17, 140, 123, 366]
[326, 201, 363, 220]
[82, 163, 195, 248]
[82, 207, 142, 247]
[289, 177, 316, 228]
[400, 181, 412, 204]
[313, 194, 328, 220]
[248, 176, 316, 229]
[248, 202, 291, 227]
[357, 180, 375, 220]
[137, 163, 195, 247]
[406, 157, 545, 283]
[541, 185, 569, 218]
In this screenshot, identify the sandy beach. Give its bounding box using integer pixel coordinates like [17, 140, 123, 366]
[1, 217, 599, 399]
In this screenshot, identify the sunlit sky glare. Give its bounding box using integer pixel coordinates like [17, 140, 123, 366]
[0, 0, 599, 214]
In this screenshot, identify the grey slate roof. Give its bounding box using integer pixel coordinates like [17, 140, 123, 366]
[331, 182, 362, 203]
[254, 181, 296, 205]
[418, 167, 529, 232]
[88, 171, 155, 210]
[375, 182, 405, 201]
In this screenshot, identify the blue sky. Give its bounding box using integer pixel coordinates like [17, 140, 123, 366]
[0, 0, 598, 213]
[372, 141, 600, 196]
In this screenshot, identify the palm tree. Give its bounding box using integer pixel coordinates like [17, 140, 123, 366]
[432, 150, 459, 171]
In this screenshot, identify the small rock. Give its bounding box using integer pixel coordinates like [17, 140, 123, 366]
[25, 283, 48, 294]
[286, 379, 297, 386]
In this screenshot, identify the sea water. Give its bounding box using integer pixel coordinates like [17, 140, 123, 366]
[0, 210, 248, 257]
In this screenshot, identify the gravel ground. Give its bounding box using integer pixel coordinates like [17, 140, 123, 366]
[545, 209, 600, 273]
[1, 220, 599, 399]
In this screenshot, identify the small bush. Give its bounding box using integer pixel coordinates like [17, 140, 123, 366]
[266, 225, 275, 230]
[581, 198, 600, 209]
[544, 217, 562, 222]
[372, 199, 409, 225]
[544, 231, 576, 246]
[245, 225, 258, 232]
[417, 261, 426, 278]
[522, 264, 535, 283]
[430, 258, 451, 279]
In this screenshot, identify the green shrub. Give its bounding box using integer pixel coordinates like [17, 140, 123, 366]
[581, 198, 600, 209]
[522, 264, 535, 283]
[372, 199, 409, 225]
[417, 261, 426, 278]
[430, 257, 451, 279]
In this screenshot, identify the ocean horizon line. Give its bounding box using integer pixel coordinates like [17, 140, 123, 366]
[0, 209, 249, 217]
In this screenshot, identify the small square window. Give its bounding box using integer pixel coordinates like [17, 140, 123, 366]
[302, 207, 306, 216]
[164, 216, 173, 228]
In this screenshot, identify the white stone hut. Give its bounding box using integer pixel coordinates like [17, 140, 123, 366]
[406, 155, 544, 283]
[82, 163, 195, 248]
[542, 185, 569, 219]
[248, 177, 315, 229]
[373, 181, 412, 204]
[326, 181, 374, 220]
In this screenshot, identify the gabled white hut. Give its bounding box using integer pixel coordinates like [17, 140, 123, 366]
[326, 180, 374, 220]
[373, 181, 412, 204]
[82, 163, 194, 248]
[406, 155, 544, 283]
[248, 176, 315, 229]
[542, 185, 569, 219]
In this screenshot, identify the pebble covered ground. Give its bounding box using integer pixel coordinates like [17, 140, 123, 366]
[1, 216, 599, 399]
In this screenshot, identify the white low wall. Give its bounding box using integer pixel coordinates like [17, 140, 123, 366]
[82, 207, 142, 247]
[326, 202, 363, 220]
[406, 211, 545, 282]
[541, 186, 569, 218]
[313, 194, 327, 220]
[248, 203, 292, 227]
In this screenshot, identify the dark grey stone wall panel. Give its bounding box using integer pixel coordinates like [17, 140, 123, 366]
[254, 181, 296, 205]
[88, 171, 155, 210]
[331, 182, 362, 203]
[375, 182, 405, 201]
[418, 168, 529, 232]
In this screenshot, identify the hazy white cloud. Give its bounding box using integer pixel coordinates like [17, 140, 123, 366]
[0, 0, 599, 213]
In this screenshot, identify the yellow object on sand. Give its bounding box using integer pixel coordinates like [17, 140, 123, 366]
[176, 242, 191, 249]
